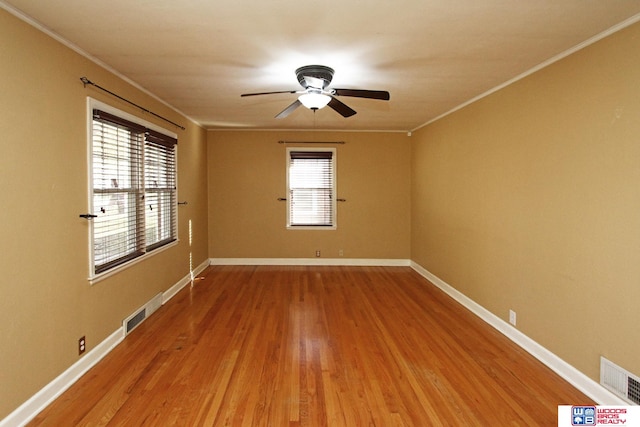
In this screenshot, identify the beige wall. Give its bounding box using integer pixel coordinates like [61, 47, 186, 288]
[411, 22, 640, 382]
[208, 131, 411, 260]
[0, 10, 209, 418]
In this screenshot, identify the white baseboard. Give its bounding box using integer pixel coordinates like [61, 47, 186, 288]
[1, 260, 210, 427]
[0, 328, 124, 427]
[162, 258, 211, 304]
[209, 257, 411, 267]
[409, 261, 627, 405]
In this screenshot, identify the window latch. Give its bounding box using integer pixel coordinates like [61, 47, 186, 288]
[79, 213, 98, 220]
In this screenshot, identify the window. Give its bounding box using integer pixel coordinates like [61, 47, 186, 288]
[89, 104, 177, 278]
[287, 148, 336, 229]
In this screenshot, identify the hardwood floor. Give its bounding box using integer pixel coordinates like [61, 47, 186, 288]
[29, 266, 592, 426]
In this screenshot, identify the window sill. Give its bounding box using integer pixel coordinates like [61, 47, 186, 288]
[88, 240, 179, 285]
[286, 225, 337, 231]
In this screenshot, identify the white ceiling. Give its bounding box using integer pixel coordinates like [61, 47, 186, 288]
[3, 1, 640, 132]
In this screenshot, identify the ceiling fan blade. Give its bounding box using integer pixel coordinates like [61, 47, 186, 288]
[241, 90, 297, 97]
[327, 96, 357, 118]
[332, 89, 390, 100]
[275, 100, 302, 119]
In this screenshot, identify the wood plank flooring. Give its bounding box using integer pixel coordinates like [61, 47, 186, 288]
[29, 266, 592, 426]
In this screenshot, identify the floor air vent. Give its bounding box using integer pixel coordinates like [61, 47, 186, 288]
[123, 293, 163, 336]
[600, 356, 640, 405]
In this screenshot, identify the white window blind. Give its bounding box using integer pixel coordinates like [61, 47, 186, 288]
[144, 130, 177, 250]
[91, 109, 177, 275]
[287, 149, 336, 228]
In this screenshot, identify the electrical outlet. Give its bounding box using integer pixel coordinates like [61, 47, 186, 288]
[509, 310, 517, 326]
[79, 336, 86, 355]
[315, 250, 321, 257]
[339, 249, 344, 256]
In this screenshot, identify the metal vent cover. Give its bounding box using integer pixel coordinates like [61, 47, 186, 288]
[628, 376, 640, 405]
[122, 293, 163, 336]
[600, 356, 640, 405]
[125, 309, 146, 334]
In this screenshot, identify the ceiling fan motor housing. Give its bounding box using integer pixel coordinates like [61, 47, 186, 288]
[296, 65, 335, 89]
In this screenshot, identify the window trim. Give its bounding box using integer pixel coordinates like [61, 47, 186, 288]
[286, 147, 337, 230]
[86, 98, 179, 283]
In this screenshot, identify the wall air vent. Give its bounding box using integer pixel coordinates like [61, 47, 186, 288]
[628, 376, 640, 405]
[123, 293, 163, 336]
[600, 356, 640, 405]
[125, 309, 146, 334]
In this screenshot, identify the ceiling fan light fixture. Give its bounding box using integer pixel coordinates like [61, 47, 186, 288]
[298, 93, 331, 110]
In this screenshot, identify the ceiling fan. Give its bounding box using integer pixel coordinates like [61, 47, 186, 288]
[241, 65, 390, 119]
